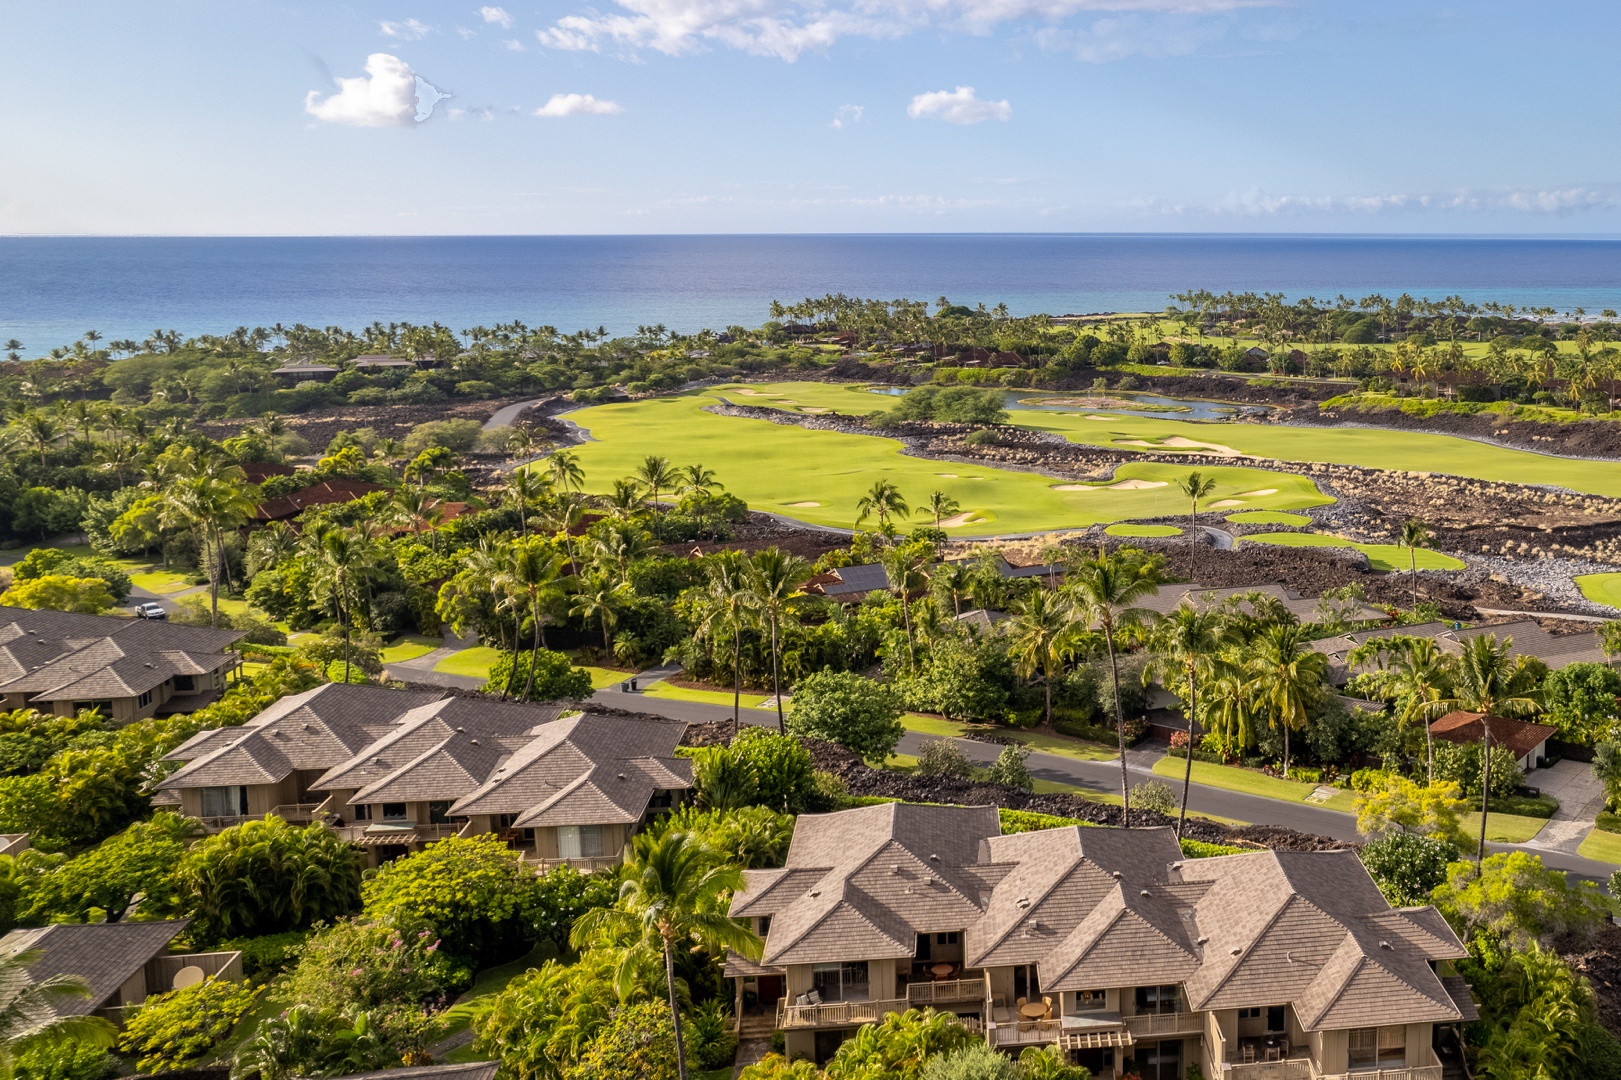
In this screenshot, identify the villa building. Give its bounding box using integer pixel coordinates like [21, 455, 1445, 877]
[156, 683, 690, 868]
[0, 606, 244, 722]
[728, 803, 1474, 1078]
[1312, 619, 1611, 687]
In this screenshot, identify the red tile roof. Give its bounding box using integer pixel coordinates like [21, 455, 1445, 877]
[254, 479, 388, 522]
[1428, 711, 1557, 761]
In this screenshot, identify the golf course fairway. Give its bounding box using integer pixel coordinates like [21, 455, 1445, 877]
[694, 381, 1621, 498]
[562, 391, 1332, 536]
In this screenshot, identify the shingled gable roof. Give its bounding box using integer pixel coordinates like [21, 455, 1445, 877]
[447, 713, 691, 827]
[0, 921, 188, 1016]
[1177, 850, 1466, 1027]
[964, 825, 1199, 988]
[309, 697, 565, 794]
[1429, 712, 1558, 762]
[730, 803, 1001, 967]
[0, 606, 243, 703]
[157, 684, 446, 792]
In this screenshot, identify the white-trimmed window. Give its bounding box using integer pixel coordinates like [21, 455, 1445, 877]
[1348, 1026, 1406, 1069]
[200, 786, 247, 817]
[558, 824, 605, 859]
[812, 962, 869, 1002]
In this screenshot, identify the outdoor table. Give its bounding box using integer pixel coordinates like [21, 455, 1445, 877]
[930, 964, 955, 979]
[1019, 1001, 1049, 1020]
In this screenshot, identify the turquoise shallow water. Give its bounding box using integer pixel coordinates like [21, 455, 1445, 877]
[4, 233, 1621, 350]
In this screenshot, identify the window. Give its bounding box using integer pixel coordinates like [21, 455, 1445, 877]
[758, 916, 772, 937]
[557, 825, 606, 860]
[812, 962, 870, 1003]
[1013, 964, 1040, 1003]
[1348, 1027, 1405, 1069]
[173, 675, 197, 693]
[1137, 1039, 1182, 1080]
[1069, 989, 1107, 1013]
[1135, 985, 1180, 1015]
[352, 804, 372, 821]
[935, 932, 959, 945]
[1238, 1008, 1262, 1020]
[428, 801, 452, 824]
[382, 803, 408, 821]
[136, 689, 153, 708]
[200, 786, 248, 817]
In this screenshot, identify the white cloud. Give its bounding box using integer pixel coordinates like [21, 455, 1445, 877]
[1132, 184, 1621, 218]
[480, 6, 516, 27]
[534, 93, 625, 117]
[907, 86, 1010, 125]
[831, 104, 863, 128]
[305, 54, 445, 127]
[533, 0, 1270, 61]
[380, 17, 432, 39]
[504, 37, 527, 50]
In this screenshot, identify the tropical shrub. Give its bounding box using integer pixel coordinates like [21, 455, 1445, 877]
[482, 649, 595, 702]
[1128, 780, 1176, 817]
[733, 726, 823, 813]
[25, 812, 197, 924]
[1357, 832, 1458, 907]
[740, 1055, 823, 1080]
[526, 865, 620, 954]
[1464, 938, 1595, 1080]
[10, 549, 132, 603]
[119, 977, 262, 1073]
[14, 1041, 114, 1080]
[1541, 662, 1621, 744]
[988, 744, 1033, 792]
[471, 954, 619, 1080]
[646, 805, 795, 871]
[361, 835, 537, 965]
[922, 1043, 1016, 1080]
[823, 1009, 978, 1080]
[563, 1001, 677, 1080]
[0, 575, 116, 614]
[230, 1004, 396, 1080]
[788, 670, 903, 761]
[916, 739, 973, 780]
[689, 744, 760, 810]
[284, 918, 468, 1017]
[687, 998, 739, 1069]
[1432, 740, 1523, 799]
[1353, 777, 1471, 851]
[1433, 852, 1608, 948]
[174, 816, 364, 943]
[221, 930, 312, 978]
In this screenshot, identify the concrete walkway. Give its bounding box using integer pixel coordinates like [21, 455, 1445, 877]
[384, 630, 485, 689]
[482, 398, 549, 431]
[1524, 758, 1607, 854]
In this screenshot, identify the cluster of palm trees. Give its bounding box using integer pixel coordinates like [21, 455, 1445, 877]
[688, 549, 814, 733]
[1349, 632, 1542, 861]
[0, 398, 156, 482]
[854, 479, 962, 534]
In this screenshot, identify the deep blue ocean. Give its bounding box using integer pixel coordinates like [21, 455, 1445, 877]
[5, 234, 1621, 350]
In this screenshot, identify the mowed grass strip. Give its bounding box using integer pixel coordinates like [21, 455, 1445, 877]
[1105, 523, 1182, 537]
[1578, 827, 1621, 865]
[563, 390, 1331, 537]
[1025, 407, 1621, 498]
[1576, 573, 1621, 609]
[433, 646, 503, 678]
[1460, 811, 1547, 844]
[1227, 510, 1313, 526]
[1240, 531, 1465, 571]
[1151, 756, 1320, 802]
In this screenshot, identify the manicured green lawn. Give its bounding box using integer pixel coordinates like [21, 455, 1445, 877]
[433, 646, 503, 678]
[129, 569, 194, 594]
[379, 636, 441, 664]
[1028, 407, 1621, 497]
[1002, 728, 1117, 762]
[1459, 811, 1547, 844]
[901, 713, 973, 737]
[642, 682, 774, 709]
[1227, 510, 1313, 526]
[1578, 828, 1621, 864]
[1240, 532, 1465, 571]
[1151, 756, 1320, 801]
[1576, 573, 1621, 609]
[581, 665, 636, 690]
[1104, 523, 1182, 537]
[561, 386, 1333, 536]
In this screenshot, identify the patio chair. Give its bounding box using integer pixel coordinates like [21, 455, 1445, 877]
[1042, 996, 1053, 1018]
[807, 990, 822, 1006]
[1240, 1044, 1256, 1064]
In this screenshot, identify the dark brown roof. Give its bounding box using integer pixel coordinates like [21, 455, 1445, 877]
[0, 921, 188, 1015]
[1429, 712, 1558, 760]
[254, 479, 388, 522]
[0, 608, 243, 706]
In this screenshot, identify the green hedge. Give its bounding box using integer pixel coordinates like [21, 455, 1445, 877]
[1597, 811, 1621, 835]
[240, 642, 297, 658]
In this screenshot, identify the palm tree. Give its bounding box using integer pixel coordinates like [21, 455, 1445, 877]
[1065, 549, 1163, 824]
[15, 412, 61, 466]
[744, 548, 811, 731]
[160, 464, 259, 627]
[880, 543, 930, 671]
[854, 479, 908, 534]
[571, 830, 761, 1080]
[507, 540, 566, 700]
[1348, 635, 1455, 781]
[1428, 634, 1542, 862]
[932, 561, 974, 617]
[694, 553, 751, 739]
[605, 478, 646, 520]
[1006, 586, 1076, 730]
[680, 464, 722, 500]
[570, 573, 623, 658]
[0, 950, 116, 1080]
[1245, 622, 1329, 779]
[1149, 606, 1224, 836]
[1399, 518, 1434, 608]
[307, 527, 377, 684]
[636, 455, 680, 517]
[1176, 471, 1218, 527]
[548, 448, 585, 493]
[917, 490, 961, 528]
[502, 468, 551, 537]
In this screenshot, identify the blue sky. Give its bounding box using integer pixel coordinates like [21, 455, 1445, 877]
[4, 1, 1620, 235]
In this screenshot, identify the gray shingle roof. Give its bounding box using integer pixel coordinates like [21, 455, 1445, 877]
[0, 607, 243, 706]
[0, 921, 188, 1015]
[1314, 619, 1608, 681]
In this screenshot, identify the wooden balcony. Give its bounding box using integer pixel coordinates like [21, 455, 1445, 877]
[776, 996, 907, 1030]
[1225, 1060, 1315, 1080]
[906, 978, 985, 1006]
[526, 853, 625, 873]
[989, 1018, 1065, 1048]
[1123, 1010, 1206, 1039]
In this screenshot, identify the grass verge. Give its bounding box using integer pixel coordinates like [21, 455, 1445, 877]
[1578, 828, 1621, 865]
[642, 682, 773, 708]
[433, 646, 503, 679]
[1151, 756, 1319, 801]
[1458, 811, 1547, 844]
[379, 636, 440, 664]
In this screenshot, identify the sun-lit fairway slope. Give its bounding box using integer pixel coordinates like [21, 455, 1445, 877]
[1576, 573, 1621, 609]
[1027, 412, 1621, 497]
[1241, 531, 1466, 571]
[563, 390, 1331, 537]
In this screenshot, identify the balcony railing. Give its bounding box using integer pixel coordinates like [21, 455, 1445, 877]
[906, 979, 985, 1006]
[988, 1018, 1064, 1048]
[1221, 1056, 1443, 1080]
[1124, 1011, 1206, 1038]
[269, 803, 329, 823]
[526, 853, 625, 873]
[1309, 1062, 1443, 1080]
[776, 997, 906, 1030]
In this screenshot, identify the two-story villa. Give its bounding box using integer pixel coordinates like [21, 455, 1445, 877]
[728, 803, 1475, 1079]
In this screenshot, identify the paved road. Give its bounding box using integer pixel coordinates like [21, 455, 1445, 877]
[482, 398, 549, 431]
[584, 690, 1618, 883]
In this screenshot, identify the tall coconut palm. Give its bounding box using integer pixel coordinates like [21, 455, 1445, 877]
[571, 830, 761, 1080]
[1006, 586, 1077, 731]
[569, 572, 623, 658]
[694, 553, 751, 739]
[1245, 622, 1329, 780]
[307, 527, 378, 684]
[1399, 518, 1434, 609]
[0, 950, 116, 1080]
[604, 478, 646, 520]
[680, 464, 722, 500]
[502, 468, 551, 538]
[854, 479, 908, 534]
[636, 455, 680, 518]
[1065, 549, 1163, 824]
[506, 540, 566, 700]
[1428, 633, 1542, 862]
[917, 490, 961, 528]
[160, 465, 258, 628]
[1348, 635, 1456, 781]
[547, 448, 585, 493]
[1148, 606, 1225, 836]
[1176, 471, 1218, 527]
[880, 543, 930, 672]
[743, 548, 811, 731]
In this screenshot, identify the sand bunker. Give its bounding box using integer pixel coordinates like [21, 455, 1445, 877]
[1053, 479, 1169, 493]
[937, 473, 958, 478]
[1118, 436, 1240, 456]
[1237, 488, 1279, 497]
[784, 501, 822, 507]
[1209, 499, 1243, 508]
[735, 388, 777, 397]
[802, 408, 829, 414]
[937, 511, 986, 528]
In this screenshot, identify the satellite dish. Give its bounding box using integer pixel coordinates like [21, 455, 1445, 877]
[171, 966, 205, 991]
